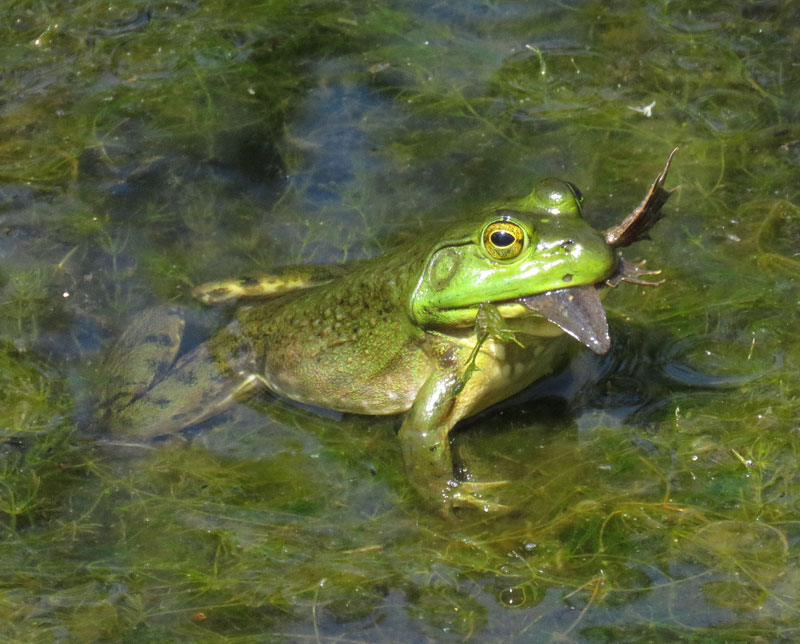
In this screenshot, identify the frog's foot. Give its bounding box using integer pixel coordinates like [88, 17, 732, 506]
[443, 479, 509, 515]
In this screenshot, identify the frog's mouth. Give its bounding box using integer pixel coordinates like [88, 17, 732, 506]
[518, 147, 679, 356]
[517, 258, 665, 355]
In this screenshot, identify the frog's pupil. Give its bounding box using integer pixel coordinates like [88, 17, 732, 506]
[491, 230, 515, 247]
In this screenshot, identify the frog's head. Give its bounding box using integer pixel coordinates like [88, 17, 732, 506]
[409, 149, 676, 355]
[409, 178, 618, 353]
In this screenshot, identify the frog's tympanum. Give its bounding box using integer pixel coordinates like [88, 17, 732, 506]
[97, 150, 678, 513]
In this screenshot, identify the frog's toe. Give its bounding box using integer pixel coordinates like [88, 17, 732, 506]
[447, 493, 508, 514]
[457, 479, 508, 492]
[444, 480, 509, 514]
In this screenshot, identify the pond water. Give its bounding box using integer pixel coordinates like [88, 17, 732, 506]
[1, 1, 799, 642]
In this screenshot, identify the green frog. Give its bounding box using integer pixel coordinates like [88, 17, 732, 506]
[97, 150, 677, 512]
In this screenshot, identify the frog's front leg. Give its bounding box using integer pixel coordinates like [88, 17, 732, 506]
[458, 303, 522, 393]
[398, 365, 506, 515]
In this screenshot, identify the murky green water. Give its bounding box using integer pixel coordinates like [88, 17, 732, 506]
[1, 1, 799, 641]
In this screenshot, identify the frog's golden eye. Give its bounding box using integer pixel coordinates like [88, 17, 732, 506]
[482, 220, 526, 260]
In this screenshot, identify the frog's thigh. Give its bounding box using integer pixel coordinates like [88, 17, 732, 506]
[165, 372, 271, 431]
[117, 351, 270, 439]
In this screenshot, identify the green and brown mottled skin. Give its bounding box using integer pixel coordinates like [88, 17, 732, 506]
[98, 171, 672, 513]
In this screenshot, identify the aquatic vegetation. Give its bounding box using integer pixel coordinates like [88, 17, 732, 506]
[0, 0, 798, 642]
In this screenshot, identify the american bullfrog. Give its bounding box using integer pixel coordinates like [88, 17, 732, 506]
[97, 150, 677, 512]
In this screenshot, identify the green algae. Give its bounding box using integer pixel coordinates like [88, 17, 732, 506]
[0, 0, 799, 642]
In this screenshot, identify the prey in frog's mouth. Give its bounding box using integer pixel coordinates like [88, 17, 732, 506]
[516, 148, 679, 356]
[518, 283, 611, 355]
[517, 259, 662, 355]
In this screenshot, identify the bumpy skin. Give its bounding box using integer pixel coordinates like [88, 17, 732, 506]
[100, 180, 618, 512]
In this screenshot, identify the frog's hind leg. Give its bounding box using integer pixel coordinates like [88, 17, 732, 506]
[109, 344, 269, 440]
[192, 265, 350, 305]
[97, 305, 186, 415]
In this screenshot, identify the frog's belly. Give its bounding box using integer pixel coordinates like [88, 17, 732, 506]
[262, 329, 572, 420]
[457, 333, 574, 419]
[261, 340, 432, 416]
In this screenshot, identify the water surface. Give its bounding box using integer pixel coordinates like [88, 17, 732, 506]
[1, 1, 798, 642]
